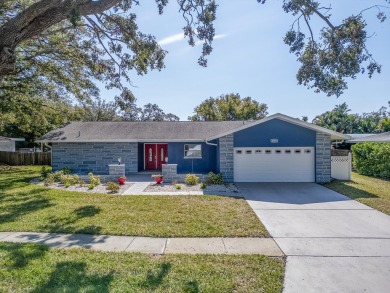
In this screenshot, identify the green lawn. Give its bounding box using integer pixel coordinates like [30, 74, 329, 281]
[0, 166, 267, 237]
[0, 242, 284, 293]
[325, 172, 390, 215]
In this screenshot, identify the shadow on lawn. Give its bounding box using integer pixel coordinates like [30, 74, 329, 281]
[0, 242, 49, 269]
[139, 262, 172, 290]
[39, 205, 102, 234]
[328, 180, 379, 200]
[0, 193, 53, 224]
[32, 261, 113, 293]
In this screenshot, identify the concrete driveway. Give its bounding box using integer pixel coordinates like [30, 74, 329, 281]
[237, 183, 390, 293]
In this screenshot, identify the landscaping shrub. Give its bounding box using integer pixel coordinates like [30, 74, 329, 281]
[200, 182, 207, 189]
[40, 166, 50, 180]
[88, 184, 95, 190]
[106, 181, 120, 193]
[44, 174, 54, 186]
[175, 184, 182, 190]
[60, 174, 79, 186]
[88, 172, 101, 185]
[207, 172, 224, 184]
[351, 142, 390, 179]
[185, 174, 199, 185]
[61, 166, 72, 175]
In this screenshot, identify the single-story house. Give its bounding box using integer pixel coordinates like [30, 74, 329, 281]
[0, 136, 25, 152]
[36, 113, 350, 183]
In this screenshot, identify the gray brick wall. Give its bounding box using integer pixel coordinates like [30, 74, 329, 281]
[219, 134, 234, 182]
[316, 133, 331, 183]
[162, 164, 208, 183]
[52, 142, 138, 175]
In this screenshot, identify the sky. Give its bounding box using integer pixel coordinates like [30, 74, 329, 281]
[100, 0, 390, 121]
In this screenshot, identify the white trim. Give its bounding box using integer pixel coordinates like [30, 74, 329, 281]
[206, 113, 352, 141]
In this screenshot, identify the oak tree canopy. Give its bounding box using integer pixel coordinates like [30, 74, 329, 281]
[0, 0, 388, 103]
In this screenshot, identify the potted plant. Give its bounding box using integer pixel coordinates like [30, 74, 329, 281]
[151, 174, 163, 184]
[117, 176, 126, 185]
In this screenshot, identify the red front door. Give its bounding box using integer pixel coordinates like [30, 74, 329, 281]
[144, 144, 167, 170]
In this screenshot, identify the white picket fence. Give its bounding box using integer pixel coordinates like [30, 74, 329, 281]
[331, 153, 352, 181]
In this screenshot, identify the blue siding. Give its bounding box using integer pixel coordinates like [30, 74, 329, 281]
[167, 142, 218, 174]
[234, 119, 316, 147]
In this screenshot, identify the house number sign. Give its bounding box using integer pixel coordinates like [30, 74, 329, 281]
[270, 138, 278, 143]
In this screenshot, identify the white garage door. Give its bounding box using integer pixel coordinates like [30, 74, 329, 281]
[234, 147, 315, 182]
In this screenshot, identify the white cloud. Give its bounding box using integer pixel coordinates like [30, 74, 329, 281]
[158, 33, 228, 46]
[158, 33, 185, 46]
[194, 34, 228, 46]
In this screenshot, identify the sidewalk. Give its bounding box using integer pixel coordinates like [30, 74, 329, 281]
[0, 232, 283, 256]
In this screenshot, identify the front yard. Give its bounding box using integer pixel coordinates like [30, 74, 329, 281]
[0, 242, 285, 292]
[0, 166, 267, 237]
[325, 172, 390, 215]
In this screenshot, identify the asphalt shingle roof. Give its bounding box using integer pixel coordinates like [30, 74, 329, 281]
[36, 121, 250, 142]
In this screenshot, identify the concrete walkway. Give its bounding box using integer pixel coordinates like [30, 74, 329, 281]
[238, 183, 390, 293]
[0, 232, 283, 256]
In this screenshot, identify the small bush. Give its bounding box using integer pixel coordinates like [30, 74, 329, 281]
[200, 182, 206, 189]
[44, 175, 54, 186]
[88, 184, 95, 190]
[40, 166, 50, 181]
[207, 172, 224, 184]
[88, 172, 101, 186]
[175, 184, 182, 190]
[52, 170, 68, 182]
[185, 173, 199, 185]
[60, 174, 79, 186]
[106, 181, 120, 193]
[64, 182, 71, 188]
[352, 142, 390, 179]
[78, 179, 85, 187]
[61, 167, 72, 175]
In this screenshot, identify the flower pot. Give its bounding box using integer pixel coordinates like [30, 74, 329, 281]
[118, 177, 126, 185]
[154, 177, 163, 184]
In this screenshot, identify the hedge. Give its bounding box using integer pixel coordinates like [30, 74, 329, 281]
[351, 142, 390, 179]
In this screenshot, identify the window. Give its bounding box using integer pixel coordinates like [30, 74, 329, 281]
[275, 150, 281, 154]
[265, 150, 271, 154]
[285, 150, 291, 154]
[184, 144, 202, 159]
[295, 149, 301, 153]
[305, 149, 311, 153]
[255, 150, 262, 154]
[236, 150, 242, 154]
[246, 150, 252, 154]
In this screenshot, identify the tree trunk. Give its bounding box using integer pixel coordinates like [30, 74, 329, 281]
[0, 0, 120, 80]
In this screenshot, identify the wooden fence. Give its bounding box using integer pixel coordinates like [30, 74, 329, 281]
[0, 151, 51, 166]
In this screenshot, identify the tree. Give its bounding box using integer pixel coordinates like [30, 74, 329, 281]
[78, 97, 119, 121]
[0, 93, 83, 145]
[116, 89, 179, 121]
[189, 93, 268, 121]
[312, 102, 389, 133]
[0, 0, 388, 102]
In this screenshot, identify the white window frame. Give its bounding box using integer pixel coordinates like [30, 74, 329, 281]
[184, 144, 202, 159]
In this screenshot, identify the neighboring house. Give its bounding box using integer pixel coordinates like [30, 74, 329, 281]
[347, 132, 390, 143]
[36, 113, 350, 183]
[0, 136, 25, 152]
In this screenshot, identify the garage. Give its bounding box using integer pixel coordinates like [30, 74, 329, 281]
[234, 147, 315, 182]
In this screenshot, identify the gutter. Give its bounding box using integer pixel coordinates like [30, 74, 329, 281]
[205, 139, 218, 146]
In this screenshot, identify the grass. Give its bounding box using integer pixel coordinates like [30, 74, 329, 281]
[325, 172, 390, 215]
[0, 166, 267, 237]
[0, 242, 285, 293]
